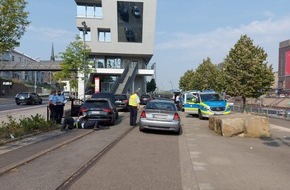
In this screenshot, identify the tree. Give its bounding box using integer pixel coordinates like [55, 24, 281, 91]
[54, 35, 91, 91]
[179, 69, 195, 91]
[0, 0, 30, 53]
[147, 78, 156, 93]
[191, 57, 220, 91]
[222, 34, 274, 112]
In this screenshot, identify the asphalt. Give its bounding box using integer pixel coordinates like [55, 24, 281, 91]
[1, 110, 290, 189]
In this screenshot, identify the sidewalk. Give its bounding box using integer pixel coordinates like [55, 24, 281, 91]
[181, 112, 290, 189]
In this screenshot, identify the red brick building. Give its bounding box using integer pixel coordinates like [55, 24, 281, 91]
[278, 39, 290, 94]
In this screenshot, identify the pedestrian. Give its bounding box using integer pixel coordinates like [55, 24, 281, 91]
[55, 90, 66, 124]
[175, 93, 181, 110]
[128, 88, 141, 127]
[48, 90, 57, 122]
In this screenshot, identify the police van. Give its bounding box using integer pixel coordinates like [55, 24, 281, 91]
[182, 90, 231, 119]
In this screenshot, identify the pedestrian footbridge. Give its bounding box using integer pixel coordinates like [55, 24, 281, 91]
[0, 61, 61, 71]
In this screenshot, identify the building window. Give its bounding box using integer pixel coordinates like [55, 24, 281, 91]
[77, 3, 103, 18]
[12, 56, 14, 61]
[98, 29, 111, 42]
[117, 1, 143, 43]
[95, 58, 105, 68]
[79, 30, 92, 41]
[106, 58, 121, 69]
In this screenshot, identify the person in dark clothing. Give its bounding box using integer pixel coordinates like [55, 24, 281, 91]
[55, 90, 66, 124]
[48, 90, 57, 122]
[61, 116, 75, 131]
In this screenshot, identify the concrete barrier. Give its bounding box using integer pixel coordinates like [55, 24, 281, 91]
[209, 113, 271, 138]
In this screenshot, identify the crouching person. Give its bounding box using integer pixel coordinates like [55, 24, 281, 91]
[61, 116, 76, 131]
[61, 115, 100, 131]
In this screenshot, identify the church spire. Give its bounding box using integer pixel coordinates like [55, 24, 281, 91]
[50, 41, 55, 62]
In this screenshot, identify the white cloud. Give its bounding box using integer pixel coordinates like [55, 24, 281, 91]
[155, 16, 290, 67]
[154, 16, 290, 89]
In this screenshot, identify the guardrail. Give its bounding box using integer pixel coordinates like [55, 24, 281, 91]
[230, 104, 290, 120]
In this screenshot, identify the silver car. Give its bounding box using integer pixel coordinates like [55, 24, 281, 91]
[139, 99, 182, 135]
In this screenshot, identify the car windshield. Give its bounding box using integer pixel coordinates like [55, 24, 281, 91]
[145, 101, 176, 111]
[200, 93, 221, 101]
[114, 95, 127, 100]
[141, 95, 150, 98]
[17, 93, 29, 98]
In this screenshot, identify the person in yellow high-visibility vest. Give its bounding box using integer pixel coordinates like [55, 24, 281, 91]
[129, 88, 141, 126]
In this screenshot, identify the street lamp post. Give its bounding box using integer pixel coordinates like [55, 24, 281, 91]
[82, 21, 88, 101]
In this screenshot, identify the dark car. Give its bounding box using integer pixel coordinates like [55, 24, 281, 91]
[114, 94, 129, 111]
[91, 92, 119, 119]
[124, 27, 135, 42]
[15, 92, 43, 105]
[78, 98, 118, 126]
[140, 94, 152, 105]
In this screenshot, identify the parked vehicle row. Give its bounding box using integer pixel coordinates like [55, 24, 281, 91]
[13, 91, 181, 135]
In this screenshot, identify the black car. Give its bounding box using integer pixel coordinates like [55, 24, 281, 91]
[91, 92, 119, 119]
[79, 98, 118, 126]
[114, 94, 129, 111]
[15, 92, 43, 105]
[140, 94, 152, 105]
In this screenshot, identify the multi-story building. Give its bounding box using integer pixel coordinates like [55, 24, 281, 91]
[278, 39, 290, 94]
[74, 0, 156, 97]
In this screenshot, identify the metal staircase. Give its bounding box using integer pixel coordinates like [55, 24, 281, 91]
[113, 62, 138, 94]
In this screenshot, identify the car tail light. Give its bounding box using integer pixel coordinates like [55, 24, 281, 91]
[102, 108, 113, 112]
[123, 100, 128, 103]
[80, 107, 88, 113]
[173, 113, 180, 121]
[140, 111, 146, 118]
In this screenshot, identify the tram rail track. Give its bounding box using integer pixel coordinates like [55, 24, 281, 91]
[0, 129, 95, 176]
[56, 125, 134, 190]
[0, 113, 134, 189]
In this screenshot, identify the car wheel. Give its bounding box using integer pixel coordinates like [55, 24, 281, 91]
[16, 102, 20, 105]
[176, 127, 182, 135]
[198, 110, 203, 120]
[139, 126, 144, 132]
[39, 100, 42, 104]
[110, 117, 115, 126]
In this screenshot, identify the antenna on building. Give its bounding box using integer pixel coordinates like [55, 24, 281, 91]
[50, 40, 55, 62]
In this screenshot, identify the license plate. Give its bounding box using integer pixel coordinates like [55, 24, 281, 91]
[91, 111, 100, 114]
[153, 114, 167, 119]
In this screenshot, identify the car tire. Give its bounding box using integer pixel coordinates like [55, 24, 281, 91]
[16, 102, 20, 105]
[110, 117, 115, 126]
[139, 126, 144, 132]
[176, 127, 182, 135]
[39, 100, 42, 104]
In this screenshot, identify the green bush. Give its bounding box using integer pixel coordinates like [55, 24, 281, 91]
[0, 114, 58, 144]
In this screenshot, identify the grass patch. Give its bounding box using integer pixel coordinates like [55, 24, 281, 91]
[0, 114, 59, 145]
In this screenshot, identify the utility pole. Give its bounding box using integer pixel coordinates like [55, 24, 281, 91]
[82, 21, 88, 101]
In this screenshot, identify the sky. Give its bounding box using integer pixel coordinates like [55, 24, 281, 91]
[16, 0, 290, 91]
